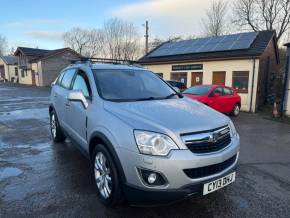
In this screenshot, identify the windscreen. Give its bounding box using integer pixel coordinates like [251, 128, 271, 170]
[183, 86, 211, 95]
[93, 69, 176, 101]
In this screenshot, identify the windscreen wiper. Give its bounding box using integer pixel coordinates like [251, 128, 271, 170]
[165, 93, 183, 99]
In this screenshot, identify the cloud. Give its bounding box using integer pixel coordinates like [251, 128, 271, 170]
[5, 19, 65, 28]
[112, 0, 221, 38]
[27, 31, 64, 41]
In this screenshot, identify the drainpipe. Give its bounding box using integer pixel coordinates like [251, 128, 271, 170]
[7, 64, 11, 81]
[281, 43, 290, 116]
[250, 58, 256, 112]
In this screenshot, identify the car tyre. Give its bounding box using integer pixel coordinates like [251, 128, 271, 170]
[92, 144, 123, 207]
[50, 110, 66, 142]
[232, 104, 240, 117]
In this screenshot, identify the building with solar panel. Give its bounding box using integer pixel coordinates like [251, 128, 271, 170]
[139, 31, 279, 112]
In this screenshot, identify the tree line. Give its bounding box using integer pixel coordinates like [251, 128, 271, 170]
[63, 18, 141, 60]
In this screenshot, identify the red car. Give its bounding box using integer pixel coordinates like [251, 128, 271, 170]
[183, 85, 241, 116]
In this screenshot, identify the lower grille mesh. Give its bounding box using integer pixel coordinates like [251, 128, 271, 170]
[183, 154, 237, 179]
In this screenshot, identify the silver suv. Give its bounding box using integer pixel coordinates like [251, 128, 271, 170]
[49, 61, 240, 206]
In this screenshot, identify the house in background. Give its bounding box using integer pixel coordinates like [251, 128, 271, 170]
[139, 30, 280, 112]
[14, 47, 82, 86]
[0, 55, 18, 82]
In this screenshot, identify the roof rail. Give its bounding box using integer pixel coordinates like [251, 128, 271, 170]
[70, 57, 143, 68]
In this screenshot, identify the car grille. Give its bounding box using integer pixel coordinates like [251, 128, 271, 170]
[183, 154, 237, 179]
[181, 125, 231, 154]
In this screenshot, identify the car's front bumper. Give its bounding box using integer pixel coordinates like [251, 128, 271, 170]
[123, 166, 237, 206]
[116, 134, 240, 205]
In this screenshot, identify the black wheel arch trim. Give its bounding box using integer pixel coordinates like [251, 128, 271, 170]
[49, 104, 56, 115]
[89, 131, 127, 183]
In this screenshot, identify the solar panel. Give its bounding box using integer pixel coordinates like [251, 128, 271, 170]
[148, 32, 258, 58]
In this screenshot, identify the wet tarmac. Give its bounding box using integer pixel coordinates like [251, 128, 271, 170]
[0, 83, 290, 218]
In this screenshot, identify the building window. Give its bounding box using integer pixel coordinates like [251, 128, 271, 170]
[232, 71, 249, 93]
[25, 71, 28, 76]
[15, 67, 18, 76]
[156, 73, 163, 78]
[170, 72, 187, 85]
[21, 70, 25, 77]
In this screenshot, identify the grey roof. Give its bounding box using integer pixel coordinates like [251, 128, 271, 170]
[139, 30, 278, 64]
[91, 63, 144, 70]
[14, 47, 82, 62]
[0, 55, 18, 65]
[15, 47, 51, 57]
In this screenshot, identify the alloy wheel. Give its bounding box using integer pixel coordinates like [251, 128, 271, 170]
[94, 152, 112, 199]
[51, 114, 57, 138]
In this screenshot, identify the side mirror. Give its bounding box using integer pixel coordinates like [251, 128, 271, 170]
[51, 80, 56, 87]
[68, 90, 88, 109]
[213, 93, 221, 97]
[173, 87, 180, 93]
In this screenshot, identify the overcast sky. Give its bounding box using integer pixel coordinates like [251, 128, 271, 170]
[0, 0, 232, 50]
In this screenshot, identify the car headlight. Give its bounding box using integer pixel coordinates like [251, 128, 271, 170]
[229, 120, 237, 137]
[134, 130, 179, 156]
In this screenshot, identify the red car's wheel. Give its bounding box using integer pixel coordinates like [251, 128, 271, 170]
[232, 104, 240, 117]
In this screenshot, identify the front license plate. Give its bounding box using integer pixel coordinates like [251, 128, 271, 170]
[203, 172, 236, 195]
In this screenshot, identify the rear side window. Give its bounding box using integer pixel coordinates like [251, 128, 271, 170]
[61, 69, 75, 89]
[223, 87, 233, 96]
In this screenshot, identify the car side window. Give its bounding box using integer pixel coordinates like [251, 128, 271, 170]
[223, 87, 233, 96]
[56, 71, 65, 85]
[212, 87, 223, 95]
[72, 71, 92, 98]
[61, 69, 76, 89]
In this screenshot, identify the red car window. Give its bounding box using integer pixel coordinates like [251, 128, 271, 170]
[223, 87, 233, 96]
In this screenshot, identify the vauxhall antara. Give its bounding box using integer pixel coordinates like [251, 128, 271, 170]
[49, 61, 240, 206]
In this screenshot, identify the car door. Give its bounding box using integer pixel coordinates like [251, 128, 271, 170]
[208, 87, 225, 112]
[53, 69, 76, 128]
[51, 70, 65, 118]
[65, 69, 92, 148]
[222, 87, 235, 112]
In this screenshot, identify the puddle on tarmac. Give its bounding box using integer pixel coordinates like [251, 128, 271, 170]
[0, 167, 23, 180]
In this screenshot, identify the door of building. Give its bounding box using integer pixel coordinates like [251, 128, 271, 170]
[0, 65, 5, 80]
[191, 72, 203, 86]
[212, 71, 226, 85]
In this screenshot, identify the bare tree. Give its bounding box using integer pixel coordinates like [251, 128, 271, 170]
[63, 27, 103, 58]
[63, 18, 141, 60]
[102, 18, 141, 60]
[201, 0, 229, 36]
[233, 0, 290, 42]
[0, 34, 8, 55]
[9, 47, 15, 55]
[148, 38, 164, 52]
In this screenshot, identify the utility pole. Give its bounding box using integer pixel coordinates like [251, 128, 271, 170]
[143, 20, 149, 54]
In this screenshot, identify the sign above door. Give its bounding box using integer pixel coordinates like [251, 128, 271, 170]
[172, 64, 203, 71]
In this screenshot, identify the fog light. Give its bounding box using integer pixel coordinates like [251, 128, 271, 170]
[138, 168, 167, 186]
[147, 173, 157, 184]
